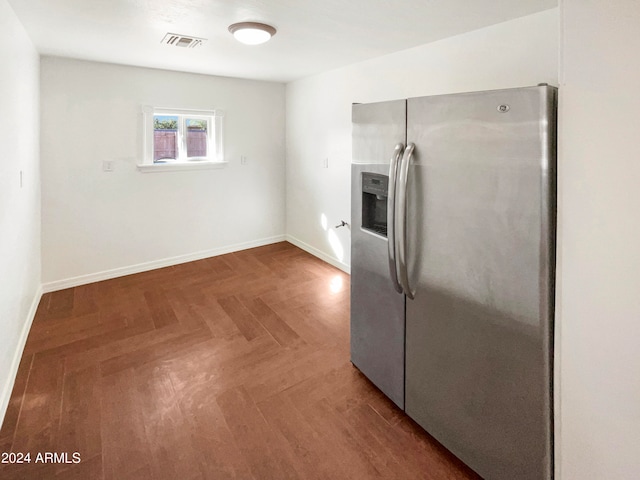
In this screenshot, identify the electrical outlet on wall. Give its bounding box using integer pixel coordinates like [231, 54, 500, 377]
[322, 158, 329, 168]
[102, 160, 114, 172]
[240, 155, 247, 165]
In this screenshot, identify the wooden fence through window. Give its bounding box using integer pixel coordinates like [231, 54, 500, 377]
[154, 129, 207, 160]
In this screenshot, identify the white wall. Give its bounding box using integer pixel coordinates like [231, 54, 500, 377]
[41, 58, 285, 287]
[285, 9, 559, 271]
[557, 1, 640, 478]
[0, 0, 41, 423]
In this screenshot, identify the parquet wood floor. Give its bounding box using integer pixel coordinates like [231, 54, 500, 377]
[0, 242, 479, 479]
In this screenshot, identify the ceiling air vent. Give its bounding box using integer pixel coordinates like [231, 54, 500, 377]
[161, 33, 206, 48]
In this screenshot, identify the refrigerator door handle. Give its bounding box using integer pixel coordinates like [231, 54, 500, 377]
[396, 142, 415, 299]
[387, 143, 404, 294]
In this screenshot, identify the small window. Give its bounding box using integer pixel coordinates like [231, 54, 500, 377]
[140, 106, 224, 172]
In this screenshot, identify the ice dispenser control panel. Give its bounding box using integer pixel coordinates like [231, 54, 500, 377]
[361, 172, 389, 237]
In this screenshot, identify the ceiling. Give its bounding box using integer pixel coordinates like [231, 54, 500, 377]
[8, 0, 557, 82]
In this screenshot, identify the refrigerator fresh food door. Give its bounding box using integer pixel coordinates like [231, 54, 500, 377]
[404, 86, 556, 480]
[351, 99, 407, 409]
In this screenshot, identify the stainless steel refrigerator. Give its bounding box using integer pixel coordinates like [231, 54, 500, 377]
[350, 85, 557, 480]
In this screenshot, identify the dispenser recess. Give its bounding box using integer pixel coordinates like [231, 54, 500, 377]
[361, 172, 389, 237]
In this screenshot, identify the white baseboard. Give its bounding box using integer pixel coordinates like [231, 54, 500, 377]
[0, 285, 43, 429]
[286, 235, 350, 274]
[42, 235, 287, 293]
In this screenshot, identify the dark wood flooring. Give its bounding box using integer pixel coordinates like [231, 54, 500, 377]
[0, 242, 479, 479]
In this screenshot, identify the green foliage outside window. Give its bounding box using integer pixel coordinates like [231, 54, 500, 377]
[153, 118, 207, 130]
[187, 119, 207, 130]
[154, 118, 178, 130]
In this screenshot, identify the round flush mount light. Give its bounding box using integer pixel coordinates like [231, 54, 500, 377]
[228, 22, 276, 45]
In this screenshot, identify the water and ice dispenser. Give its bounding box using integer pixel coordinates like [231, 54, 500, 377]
[361, 172, 389, 237]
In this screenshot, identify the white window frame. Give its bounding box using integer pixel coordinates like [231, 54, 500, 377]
[138, 106, 226, 172]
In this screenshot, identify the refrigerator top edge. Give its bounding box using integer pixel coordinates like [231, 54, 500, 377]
[404, 84, 557, 103]
[350, 85, 557, 112]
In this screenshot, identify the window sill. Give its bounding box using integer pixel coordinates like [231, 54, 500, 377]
[137, 161, 228, 173]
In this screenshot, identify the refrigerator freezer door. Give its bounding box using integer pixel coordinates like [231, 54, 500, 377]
[404, 86, 556, 480]
[351, 100, 406, 409]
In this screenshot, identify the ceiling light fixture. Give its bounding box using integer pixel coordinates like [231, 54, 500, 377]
[228, 22, 276, 45]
